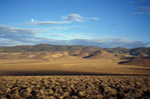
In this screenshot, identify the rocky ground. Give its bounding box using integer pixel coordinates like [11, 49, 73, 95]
[0, 76, 150, 99]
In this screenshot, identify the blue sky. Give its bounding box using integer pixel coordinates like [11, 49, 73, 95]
[0, 0, 150, 48]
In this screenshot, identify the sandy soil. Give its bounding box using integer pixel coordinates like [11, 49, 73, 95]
[0, 57, 150, 76]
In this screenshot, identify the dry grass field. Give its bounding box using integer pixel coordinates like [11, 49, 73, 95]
[0, 57, 150, 76]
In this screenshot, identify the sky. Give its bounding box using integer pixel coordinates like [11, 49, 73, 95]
[0, 0, 150, 48]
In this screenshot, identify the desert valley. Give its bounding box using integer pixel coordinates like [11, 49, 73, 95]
[0, 44, 150, 98]
[0, 44, 150, 76]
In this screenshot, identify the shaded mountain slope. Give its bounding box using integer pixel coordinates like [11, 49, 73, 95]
[119, 57, 150, 67]
[104, 47, 129, 54]
[129, 47, 150, 56]
[83, 50, 118, 59]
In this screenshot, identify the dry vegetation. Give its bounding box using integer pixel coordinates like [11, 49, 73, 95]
[0, 58, 150, 76]
[0, 76, 150, 99]
[0, 47, 150, 99]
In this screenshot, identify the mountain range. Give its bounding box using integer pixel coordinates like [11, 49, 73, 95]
[0, 44, 149, 56]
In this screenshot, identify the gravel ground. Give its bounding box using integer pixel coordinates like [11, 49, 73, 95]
[0, 76, 150, 99]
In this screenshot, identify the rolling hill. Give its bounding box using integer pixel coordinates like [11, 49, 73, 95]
[129, 47, 150, 56]
[119, 57, 150, 67]
[0, 44, 102, 52]
[0, 44, 149, 57]
[83, 50, 118, 59]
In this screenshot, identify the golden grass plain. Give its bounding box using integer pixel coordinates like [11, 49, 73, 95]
[0, 57, 150, 76]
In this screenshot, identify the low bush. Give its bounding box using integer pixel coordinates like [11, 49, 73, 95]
[0, 76, 149, 99]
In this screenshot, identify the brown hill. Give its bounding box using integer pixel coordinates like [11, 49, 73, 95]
[0, 49, 119, 61]
[0, 44, 102, 53]
[83, 50, 118, 59]
[104, 47, 129, 54]
[119, 57, 150, 67]
[0, 44, 149, 57]
[0, 51, 70, 60]
[68, 50, 81, 56]
[129, 47, 150, 56]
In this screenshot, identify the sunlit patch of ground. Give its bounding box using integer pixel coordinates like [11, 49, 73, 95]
[0, 58, 150, 76]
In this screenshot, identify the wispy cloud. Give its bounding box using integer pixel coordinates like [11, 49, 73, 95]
[62, 14, 100, 22]
[86, 17, 100, 20]
[133, 6, 150, 14]
[49, 26, 77, 30]
[29, 19, 71, 25]
[69, 38, 149, 48]
[129, 0, 150, 3]
[106, 24, 118, 27]
[0, 24, 37, 43]
[62, 14, 84, 22]
[133, 12, 146, 14]
[50, 33, 71, 38]
[0, 24, 63, 46]
[27, 14, 99, 25]
[139, 6, 150, 10]
[0, 24, 36, 37]
[50, 33, 97, 39]
[0, 25, 149, 48]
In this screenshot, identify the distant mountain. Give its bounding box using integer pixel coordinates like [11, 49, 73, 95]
[129, 47, 150, 56]
[119, 57, 150, 67]
[0, 44, 102, 53]
[0, 44, 149, 57]
[104, 47, 129, 54]
[0, 51, 70, 60]
[83, 50, 118, 59]
[104, 47, 150, 57]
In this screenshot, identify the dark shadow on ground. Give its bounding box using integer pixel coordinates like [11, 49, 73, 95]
[129, 68, 150, 71]
[118, 60, 131, 64]
[0, 70, 150, 76]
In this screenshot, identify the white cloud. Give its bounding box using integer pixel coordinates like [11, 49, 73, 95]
[132, 12, 147, 14]
[49, 32, 97, 40]
[0, 24, 37, 44]
[50, 33, 71, 38]
[0, 24, 36, 35]
[62, 14, 85, 22]
[62, 14, 100, 22]
[133, 6, 150, 15]
[86, 17, 100, 20]
[49, 33, 95, 40]
[69, 38, 149, 48]
[129, 0, 150, 3]
[24, 14, 99, 25]
[30, 20, 71, 25]
[0, 24, 149, 48]
[139, 6, 150, 10]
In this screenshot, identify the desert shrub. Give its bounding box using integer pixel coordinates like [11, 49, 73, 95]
[0, 76, 150, 98]
[71, 95, 79, 99]
[10, 93, 21, 99]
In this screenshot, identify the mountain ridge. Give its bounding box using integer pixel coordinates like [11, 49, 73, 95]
[0, 44, 149, 56]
